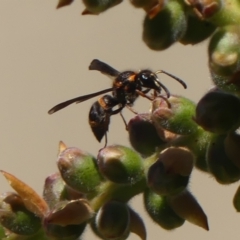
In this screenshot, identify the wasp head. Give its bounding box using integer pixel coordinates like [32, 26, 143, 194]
[137, 70, 162, 93]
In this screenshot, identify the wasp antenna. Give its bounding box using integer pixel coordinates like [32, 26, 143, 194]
[155, 70, 187, 89]
[157, 80, 171, 98]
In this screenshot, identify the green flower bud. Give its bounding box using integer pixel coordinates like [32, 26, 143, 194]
[195, 90, 240, 134]
[144, 189, 185, 229]
[95, 201, 130, 240]
[82, 0, 123, 15]
[97, 145, 144, 184]
[128, 114, 166, 157]
[180, 14, 216, 45]
[147, 147, 193, 195]
[0, 192, 41, 235]
[167, 190, 209, 230]
[207, 133, 240, 184]
[152, 96, 198, 135]
[57, 147, 102, 194]
[209, 26, 240, 94]
[143, 0, 187, 50]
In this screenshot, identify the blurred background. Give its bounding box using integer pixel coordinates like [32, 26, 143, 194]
[0, 1, 239, 239]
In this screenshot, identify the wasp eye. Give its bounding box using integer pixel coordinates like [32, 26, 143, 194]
[142, 73, 148, 80]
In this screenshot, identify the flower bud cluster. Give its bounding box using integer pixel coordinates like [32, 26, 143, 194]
[3, 89, 240, 239]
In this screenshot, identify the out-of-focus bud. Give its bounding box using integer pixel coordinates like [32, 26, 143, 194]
[44, 221, 86, 240]
[152, 96, 198, 135]
[57, 147, 102, 194]
[185, 0, 221, 19]
[195, 90, 240, 134]
[180, 14, 216, 45]
[95, 201, 130, 240]
[209, 26, 240, 94]
[130, 0, 167, 18]
[144, 189, 185, 229]
[0, 192, 42, 235]
[43, 172, 84, 210]
[130, 0, 158, 9]
[57, 0, 74, 8]
[207, 134, 240, 184]
[45, 199, 94, 226]
[142, 0, 187, 50]
[224, 131, 240, 169]
[167, 190, 209, 230]
[0, 225, 5, 238]
[128, 207, 146, 240]
[147, 147, 194, 195]
[233, 185, 240, 211]
[81, 0, 123, 15]
[128, 113, 166, 157]
[97, 145, 144, 184]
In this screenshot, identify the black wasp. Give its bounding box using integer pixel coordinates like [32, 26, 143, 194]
[48, 59, 187, 146]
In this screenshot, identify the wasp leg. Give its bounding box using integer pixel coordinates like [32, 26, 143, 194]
[120, 111, 128, 131]
[125, 105, 138, 115]
[136, 89, 154, 101]
[103, 133, 108, 148]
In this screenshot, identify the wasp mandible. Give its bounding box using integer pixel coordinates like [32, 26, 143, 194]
[48, 59, 187, 146]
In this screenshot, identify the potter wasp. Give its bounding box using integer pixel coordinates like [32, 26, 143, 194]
[48, 59, 187, 146]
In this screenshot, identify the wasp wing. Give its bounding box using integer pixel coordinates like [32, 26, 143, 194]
[48, 87, 113, 114]
[89, 59, 120, 78]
